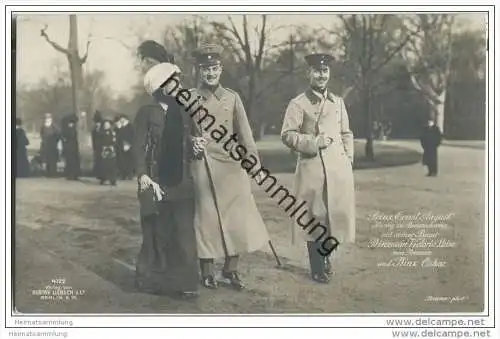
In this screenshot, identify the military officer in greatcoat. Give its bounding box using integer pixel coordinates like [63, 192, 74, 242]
[189, 44, 270, 290]
[281, 53, 356, 284]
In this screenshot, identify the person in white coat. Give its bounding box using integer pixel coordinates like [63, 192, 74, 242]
[281, 53, 356, 284]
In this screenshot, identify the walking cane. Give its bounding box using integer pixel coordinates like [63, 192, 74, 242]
[268, 240, 283, 268]
[189, 100, 283, 269]
[200, 150, 283, 269]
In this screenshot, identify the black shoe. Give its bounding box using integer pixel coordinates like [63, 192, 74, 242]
[221, 271, 245, 290]
[111, 180, 117, 186]
[202, 275, 218, 289]
[312, 272, 330, 284]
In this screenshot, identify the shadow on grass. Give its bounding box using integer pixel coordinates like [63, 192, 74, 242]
[259, 142, 423, 174]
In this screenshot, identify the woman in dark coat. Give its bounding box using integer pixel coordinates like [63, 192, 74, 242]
[61, 114, 81, 180]
[100, 118, 118, 186]
[91, 111, 104, 181]
[40, 113, 60, 177]
[15, 118, 30, 178]
[133, 61, 201, 299]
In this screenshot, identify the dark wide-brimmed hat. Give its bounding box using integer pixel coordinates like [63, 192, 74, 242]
[192, 43, 223, 66]
[101, 116, 113, 124]
[62, 113, 78, 124]
[93, 110, 103, 123]
[305, 53, 335, 68]
[138, 40, 175, 63]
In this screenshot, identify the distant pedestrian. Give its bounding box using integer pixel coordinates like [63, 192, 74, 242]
[420, 119, 442, 177]
[100, 118, 118, 186]
[15, 118, 30, 178]
[40, 113, 61, 178]
[61, 114, 81, 180]
[114, 116, 124, 179]
[281, 52, 355, 284]
[117, 115, 134, 179]
[91, 111, 103, 181]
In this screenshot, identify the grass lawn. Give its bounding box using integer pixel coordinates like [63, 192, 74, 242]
[14, 139, 485, 313]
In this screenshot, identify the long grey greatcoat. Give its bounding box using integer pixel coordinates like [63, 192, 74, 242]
[189, 85, 270, 259]
[281, 89, 356, 245]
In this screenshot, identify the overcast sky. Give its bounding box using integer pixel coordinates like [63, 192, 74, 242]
[15, 13, 487, 99]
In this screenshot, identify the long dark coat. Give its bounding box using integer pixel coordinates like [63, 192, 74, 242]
[420, 125, 442, 173]
[100, 129, 118, 183]
[117, 122, 135, 178]
[91, 125, 103, 179]
[40, 124, 60, 176]
[61, 123, 81, 179]
[16, 127, 30, 177]
[132, 98, 199, 294]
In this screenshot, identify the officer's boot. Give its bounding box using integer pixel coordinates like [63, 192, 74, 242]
[307, 241, 329, 284]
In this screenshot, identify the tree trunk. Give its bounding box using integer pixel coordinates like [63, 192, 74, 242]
[67, 15, 85, 132]
[247, 72, 261, 140]
[363, 81, 375, 160]
[433, 90, 447, 134]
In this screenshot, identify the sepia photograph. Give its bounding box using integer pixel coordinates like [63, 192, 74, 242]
[6, 4, 493, 331]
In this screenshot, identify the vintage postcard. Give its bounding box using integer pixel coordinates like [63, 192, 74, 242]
[3, 3, 496, 338]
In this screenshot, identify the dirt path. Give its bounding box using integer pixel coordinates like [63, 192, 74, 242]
[13, 144, 485, 313]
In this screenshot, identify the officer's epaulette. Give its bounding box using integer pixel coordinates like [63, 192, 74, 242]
[294, 92, 308, 101]
[223, 87, 237, 96]
[327, 92, 340, 102]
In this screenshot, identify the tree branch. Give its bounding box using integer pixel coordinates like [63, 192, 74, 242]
[255, 14, 267, 72]
[80, 39, 91, 64]
[342, 85, 356, 99]
[40, 24, 69, 55]
[371, 23, 422, 75]
[100, 36, 135, 52]
[241, 15, 253, 69]
[227, 16, 247, 52]
[254, 66, 305, 100]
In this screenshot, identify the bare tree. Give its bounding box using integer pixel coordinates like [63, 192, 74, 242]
[210, 15, 313, 139]
[40, 14, 91, 132]
[161, 16, 215, 87]
[208, 15, 268, 138]
[336, 14, 421, 159]
[402, 14, 455, 134]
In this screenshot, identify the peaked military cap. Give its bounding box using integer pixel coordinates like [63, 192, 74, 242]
[305, 53, 335, 67]
[192, 44, 223, 66]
